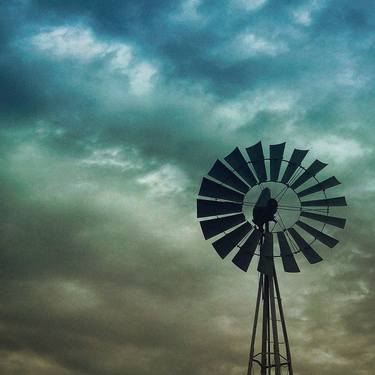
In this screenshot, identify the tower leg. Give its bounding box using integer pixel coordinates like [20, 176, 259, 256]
[274, 271, 293, 375]
[261, 274, 269, 375]
[247, 268, 293, 374]
[247, 276, 262, 375]
[269, 275, 281, 375]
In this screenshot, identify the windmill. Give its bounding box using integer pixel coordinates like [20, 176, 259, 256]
[196, 141, 347, 375]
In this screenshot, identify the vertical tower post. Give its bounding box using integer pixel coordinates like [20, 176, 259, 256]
[261, 274, 269, 375]
[247, 268, 293, 374]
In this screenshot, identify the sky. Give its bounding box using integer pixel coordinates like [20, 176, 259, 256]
[0, 0, 374, 374]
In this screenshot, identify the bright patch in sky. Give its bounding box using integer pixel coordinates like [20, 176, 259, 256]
[82, 147, 143, 171]
[32, 26, 109, 60]
[292, 0, 325, 26]
[31, 25, 157, 95]
[214, 89, 296, 129]
[293, 9, 312, 26]
[136, 164, 188, 196]
[232, 32, 287, 59]
[173, 0, 202, 22]
[129, 62, 158, 96]
[108, 44, 133, 73]
[59, 281, 98, 311]
[309, 136, 371, 164]
[235, 0, 267, 11]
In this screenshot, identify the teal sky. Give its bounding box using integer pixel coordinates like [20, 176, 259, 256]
[0, 1, 374, 374]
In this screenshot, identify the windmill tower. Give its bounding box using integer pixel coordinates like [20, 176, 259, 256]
[196, 141, 347, 374]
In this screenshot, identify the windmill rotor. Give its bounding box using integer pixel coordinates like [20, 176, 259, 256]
[197, 141, 347, 274]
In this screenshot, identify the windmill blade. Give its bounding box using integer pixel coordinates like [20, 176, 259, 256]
[224, 147, 257, 187]
[300, 211, 346, 229]
[232, 229, 262, 272]
[246, 141, 267, 182]
[212, 222, 252, 259]
[301, 197, 347, 207]
[200, 214, 246, 239]
[290, 160, 328, 190]
[288, 228, 323, 264]
[277, 232, 300, 273]
[270, 142, 285, 181]
[199, 177, 245, 203]
[257, 232, 274, 275]
[281, 148, 308, 184]
[197, 199, 242, 218]
[296, 220, 339, 248]
[297, 176, 341, 198]
[208, 160, 249, 194]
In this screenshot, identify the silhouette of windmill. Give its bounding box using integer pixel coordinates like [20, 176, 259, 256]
[197, 141, 347, 374]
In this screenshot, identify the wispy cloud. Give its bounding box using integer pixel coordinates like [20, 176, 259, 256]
[309, 136, 372, 164]
[31, 25, 157, 95]
[213, 32, 288, 64]
[171, 0, 203, 22]
[137, 164, 188, 196]
[213, 89, 297, 130]
[233, 0, 268, 12]
[31, 26, 111, 60]
[81, 147, 143, 171]
[292, 0, 325, 26]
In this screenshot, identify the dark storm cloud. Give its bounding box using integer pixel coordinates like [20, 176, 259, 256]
[2, 0, 374, 138]
[23, 0, 375, 97]
[0, 134, 255, 375]
[0, 0, 374, 374]
[0, 138, 372, 375]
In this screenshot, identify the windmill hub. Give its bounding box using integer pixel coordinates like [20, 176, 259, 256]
[244, 181, 301, 232]
[252, 188, 278, 231]
[267, 198, 278, 213]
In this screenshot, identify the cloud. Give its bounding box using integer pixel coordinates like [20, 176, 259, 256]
[171, 0, 203, 22]
[31, 25, 157, 95]
[306, 135, 371, 164]
[31, 26, 111, 61]
[81, 147, 143, 171]
[129, 62, 158, 95]
[136, 164, 189, 196]
[233, 0, 267, 12]
[0, 1, 374, 374]
[213, 32, 288, 64]
[236, 32, 288, 57]
[213, 88, 297, 130]
[292, 0, 326, 26]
